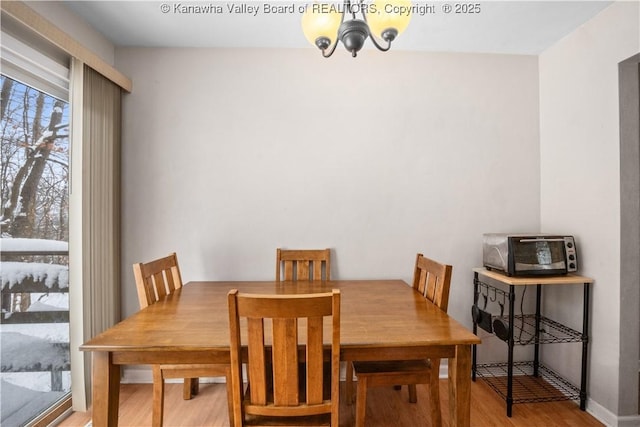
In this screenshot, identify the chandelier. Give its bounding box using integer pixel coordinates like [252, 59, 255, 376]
[301, 0, 412, 57]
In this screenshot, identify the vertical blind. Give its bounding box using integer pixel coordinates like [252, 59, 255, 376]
[82, 64, 121, 340]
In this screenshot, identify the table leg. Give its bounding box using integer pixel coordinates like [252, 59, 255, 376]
[448, 344, 471, 427]
[91, 352, 120, 427]
[580, 283, 590, 410]
[506, 285, 515, 417]
[472, 272, 479, 382]
[533, 284, 542, 377]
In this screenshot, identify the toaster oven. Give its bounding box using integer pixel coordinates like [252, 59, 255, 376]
[482, 233, 578, 276]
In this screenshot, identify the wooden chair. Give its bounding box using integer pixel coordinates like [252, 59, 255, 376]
[276, 248, 331, 281]
[346, 253, 453, 427]
[133, 253, 233, 427]
[227, 289, 341, 426]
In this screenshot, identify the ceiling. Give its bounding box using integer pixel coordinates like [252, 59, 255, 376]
[63, 1, 613, 55]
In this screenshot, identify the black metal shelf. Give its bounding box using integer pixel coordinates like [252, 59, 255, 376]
[495, 314, 583, 345]
[472, 268, 592, 416]
[475, 361, 581, 403]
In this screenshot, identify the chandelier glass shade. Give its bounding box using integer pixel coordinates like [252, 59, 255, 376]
[301, 0, 412, 58]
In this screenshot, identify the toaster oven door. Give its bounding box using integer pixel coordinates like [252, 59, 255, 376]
[510, 237, 568, 275]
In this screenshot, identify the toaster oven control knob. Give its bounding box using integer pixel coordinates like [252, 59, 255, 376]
[567, 242, 574, 248]
[569, 254, 575, 261]
[569, 263, 576, 269]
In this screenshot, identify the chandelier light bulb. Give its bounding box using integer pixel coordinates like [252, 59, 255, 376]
[302, 0, 412, 58]
[366, 0, 412, 41]
[301, 3, 343, 51]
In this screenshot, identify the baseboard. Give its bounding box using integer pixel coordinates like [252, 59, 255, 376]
[121, 366, 226, 384]
[121, 367, 151, 383]
[439, 362, 448, 379]
[124, 363, 450, 384]
[586, 398, 640, 427]
[616, 415, 640, 427]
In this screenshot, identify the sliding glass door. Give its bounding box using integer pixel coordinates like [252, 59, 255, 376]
[1, 75, 71, 427]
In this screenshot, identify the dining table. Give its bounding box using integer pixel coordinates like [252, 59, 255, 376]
[80, 279, 480, 426]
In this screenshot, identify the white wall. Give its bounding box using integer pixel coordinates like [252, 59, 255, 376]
[115, 48, 541, 335]
[539, 1, 640, 423]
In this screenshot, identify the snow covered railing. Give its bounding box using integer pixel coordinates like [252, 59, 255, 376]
[1, 237, 69, 295]
[1, 238, 69, 322]
[0, 238, 68, 257]
[0, 238, 69, 299]
[1, 262, 69, 294]
[0, 239, 70, 391]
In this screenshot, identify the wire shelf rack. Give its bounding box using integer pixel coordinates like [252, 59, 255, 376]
[493, 314, 583, 345]
[475, 362, 581, 403]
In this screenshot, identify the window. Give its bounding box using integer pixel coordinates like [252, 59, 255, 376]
[1, 21, 71, 426]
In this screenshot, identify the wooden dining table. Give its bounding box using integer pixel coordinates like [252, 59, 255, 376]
[80, 279, 480, 426]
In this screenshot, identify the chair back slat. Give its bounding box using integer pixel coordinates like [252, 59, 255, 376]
[133, 252, 183, 309]
[306, 316, 325, 405]
[228, 289, 341, 425]
[411, 253, 453, 312]
[284, 262, 294, 281]
[276, 248, 331, 281]
[416, 267, 428, 295]
[273, 317, 299, 406]
[297, 261, 310, 281]
[152, 271, 168, 300]
[247, 317, 267, 405]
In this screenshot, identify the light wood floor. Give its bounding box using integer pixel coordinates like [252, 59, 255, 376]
[59, 379, 604, 427]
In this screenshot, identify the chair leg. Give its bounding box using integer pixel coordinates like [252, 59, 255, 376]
[408, 384, 418, 403]
[183, 378, 199, 400]
[345, 361, 354, 405]
[231, 375, 245, 427]
[193, 378, 200, 396]
[152, 366, 165, 427]
[355, 376, 368, 427]
[224, 370, 234, 427]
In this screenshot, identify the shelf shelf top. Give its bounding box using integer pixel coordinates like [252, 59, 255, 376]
[473, 267, 594, 285]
